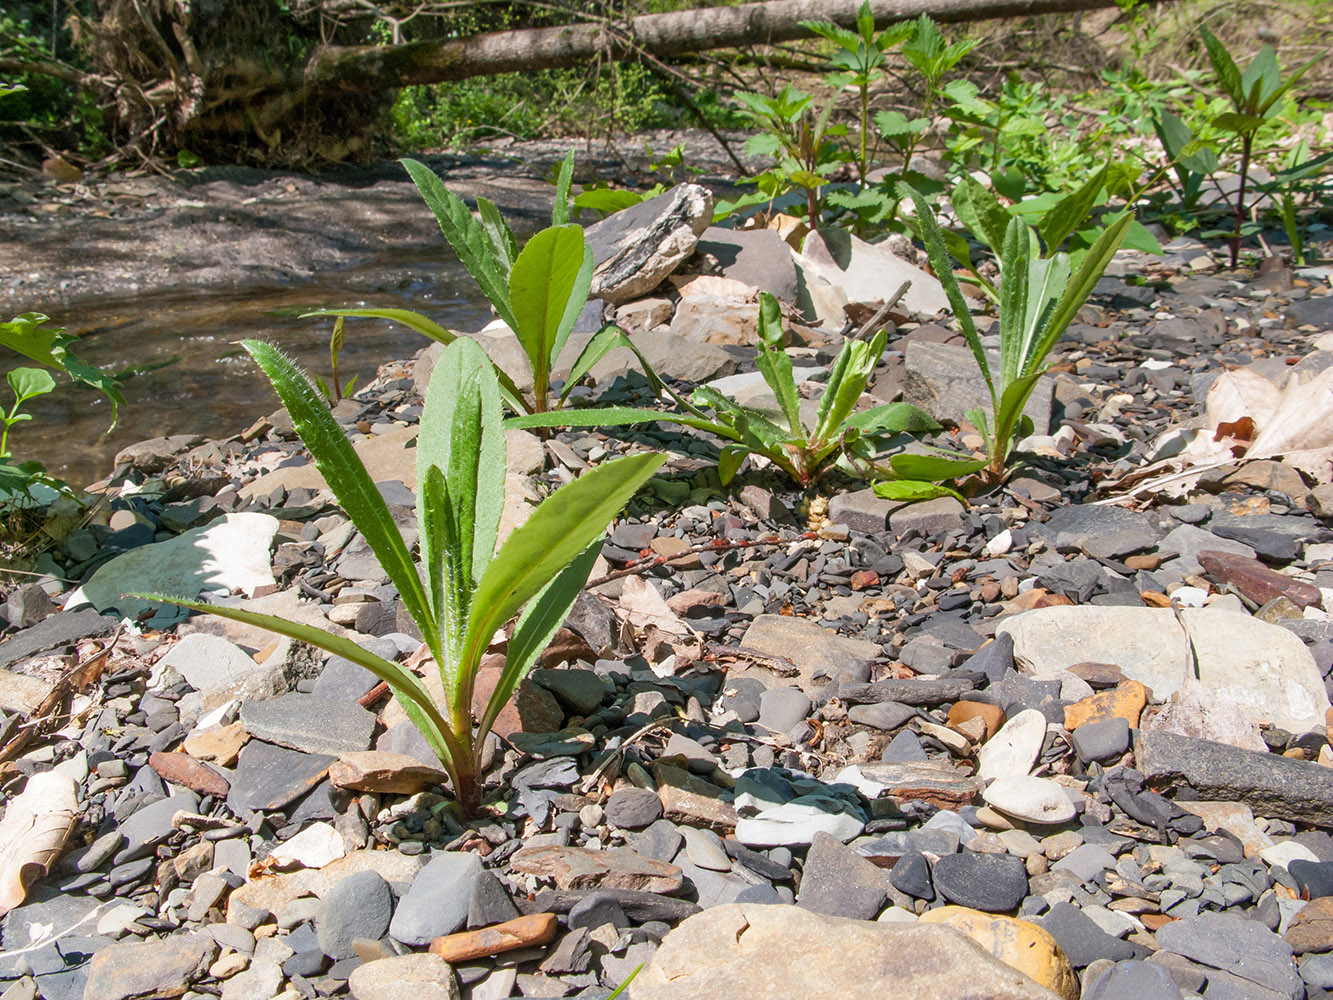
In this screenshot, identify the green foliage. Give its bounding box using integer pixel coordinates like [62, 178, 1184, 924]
[307, 155, 672, 427]
[0, 313, 127, 502]
[311, 317, 358, 404]
[0, 13, 108, 159]
[145, 338, 664, 816]
[880, 185, 1132, 492]
[1194, 27, 1319, 266]
[511, 292, 939, 488]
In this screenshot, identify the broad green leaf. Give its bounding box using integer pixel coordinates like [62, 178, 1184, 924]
[243, 340, 438, 653]
[478, 540, 600, 741]
[139, 594, 460, 769]
[1036, 212, 1133, 360]
[573, 188, 648, 217]
[898, 184, 988, 385]
[303, 308, 527, 413]
[754, 293, 803, 435]
[951, 176, 1010, 256]
[504, 406, 678, 432]
[991, 166, 1026, 202]
[998, 215, 1031, 391]
[873, 479, 966, 502]
[874, 110, 930, 138]
[476, 198, 518, 277]
[992, 372, 1044, 458]
[418, 337, 505, 612]
[403, 158, 518, 332]
[509, 225, 588, 390]
[1200, 27, 1243, 104]
[1240, 45, 1279, 109]
[1039, 163, 1109, 253]
[462, 453, 666, 672]
[840, 402, 939, 435]
[1256, 54, 1319, 116]
[0, 313, 124, 429]
[718, 446, 748, 485]
[1213, 111, 1265, 134]
[889, 452, 987, 480]
[1121, 219, 1164, 256]
[552, 149, 575, 226]
[814, 329, 885, 444]
[7, 367, 55, 401]
[1018, 254, 1069, 379]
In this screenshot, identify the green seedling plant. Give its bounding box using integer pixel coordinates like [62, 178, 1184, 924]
[875, 185, 1133, 498]
[0, 312, 127, 500]
[307, 152, 666, 425]
[802, 2, 914, 189]
[515, 293, 938, 487]
[142, 337, 664, 817]
[1196, 27, 1318, 267]
[312, 317, 358, 404]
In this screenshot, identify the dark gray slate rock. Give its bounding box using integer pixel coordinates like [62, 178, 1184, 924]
[388, 851, 483, 946]
[317, 870, 392, 960]
[827, 489, 895, 533]
[847, 701, 918, 732]
[568, 892, 629, 932]
[1290, 860, 1333, 899]
[1289, 295, 1333, 329]
[1038, 505, 1155, 552]
[838, 676, 974, 706]
[1155, 911, 1301, 1000]
[82, 933, 216, 1000]
[529, 888, 700, 924]
[905, 340, 1054, 433]
[1072, 718, 1130, 764]
[796, 831, 888, 920]
[605, 787, 664, 830]
[0, 609, 116, 668]
[696, 227, 799, 301]
[116, 792, 198, 862]
[239, 693, 375, 756]
[227, 740, 336, 815]
[1137, 729, 1333, 827]
[889, 852, 934, 899]
[586, 184, 713, 304]
[960, 632, 1014, 684]
[468, 870, 521, 928]
[1083, 960, 1183, 1000]
[530, 668, 607, 715]
[880, 730, 929, 763]
[931, 852, 1027, 912]
[311, 654, 381, 702]
[632, 819, 684, 863]
[1040, 902, 1145, 968]
[376, 721, 439, 767]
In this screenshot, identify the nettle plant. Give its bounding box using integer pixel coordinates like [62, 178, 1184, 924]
[147, 338, 663, 816]
[874, 185, 1131, 498]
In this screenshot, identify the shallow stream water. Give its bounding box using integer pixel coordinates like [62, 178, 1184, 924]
[23, 249, 495, 488]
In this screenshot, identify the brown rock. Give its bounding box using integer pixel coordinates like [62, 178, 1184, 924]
[1140, 913, 1175, 931]
[329, 751, 448, 794]
[182, 722, 248, 766]
[83, 933, 216, 1000]
[653, 762, 738, 832]
[149, 751, 230, 798]
[1286, 897, 1333, 954]
[1066, 662, 1126, 689]
[509, 846, 684, 893]
[633, 903, 1062, 1000]
[919, 906, 1078, 1000]
[1124, 554, 1161, 571]
[41, 155, 83, 183]
[854, 761, 980, 811]
[472, 662, 563, 739]
[649, 535, 701, 569]
[1219, 460, 1308, 501]
[948, 701, 1005, 741]
[430, 913, 559, 962]
[1063, 680, 1147, 731]
[850, 570, 880, 591]
[1198, 550, 1322, 609]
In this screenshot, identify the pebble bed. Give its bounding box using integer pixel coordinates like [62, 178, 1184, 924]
[1, 223, 1333, 1000]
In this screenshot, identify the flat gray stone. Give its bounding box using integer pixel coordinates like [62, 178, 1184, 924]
[1155, 911, 1300, 999]
[797, 831, 888, 920]
[317, 869, 393, 959]
[696, 227, 798, 301]
[0, 609, 117, 669]
[1157, 523, 1255, 577]
[1038, 505, 1156, 552]
[240, 693, 375, 755]
[82, 933, 216, 1000]
[905, 340, 1054, 434]
[738, 616, 876, 691]
[117, 792, 198, 862]
[1137, 729, 1333, 827]
[227, 740, 336, 815]
[159, 633, 262, 696]
[388, 851, 484, 946]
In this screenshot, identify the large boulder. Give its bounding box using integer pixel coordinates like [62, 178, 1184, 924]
[586, 185, 713, 304]
[695, 227, 798, 301]
[630, 903, 1060, 1000]
[998, 606, 1329, 733]
[797, 228, 950, 318]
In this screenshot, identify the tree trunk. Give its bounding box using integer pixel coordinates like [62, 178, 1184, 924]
[299, 0, 1149, 96]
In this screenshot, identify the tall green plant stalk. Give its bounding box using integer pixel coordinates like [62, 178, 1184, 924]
[143, 338, 663, 817]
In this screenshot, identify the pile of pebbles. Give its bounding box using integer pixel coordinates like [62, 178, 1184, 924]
[1, 230, 1333, 1000]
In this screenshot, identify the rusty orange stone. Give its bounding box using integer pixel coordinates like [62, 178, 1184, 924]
[430, 913, 559, 963]
[1124, 554, 1161, 572]
[947, 701, 1005, 741]
[1198, 549, 1323, 609]
[1063, 680, 1147, 731]
[1140, 913, 1174, 931]
[149, 750, 229, 797]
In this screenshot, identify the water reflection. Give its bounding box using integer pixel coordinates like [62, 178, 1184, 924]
[21, 249, 494, 487]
